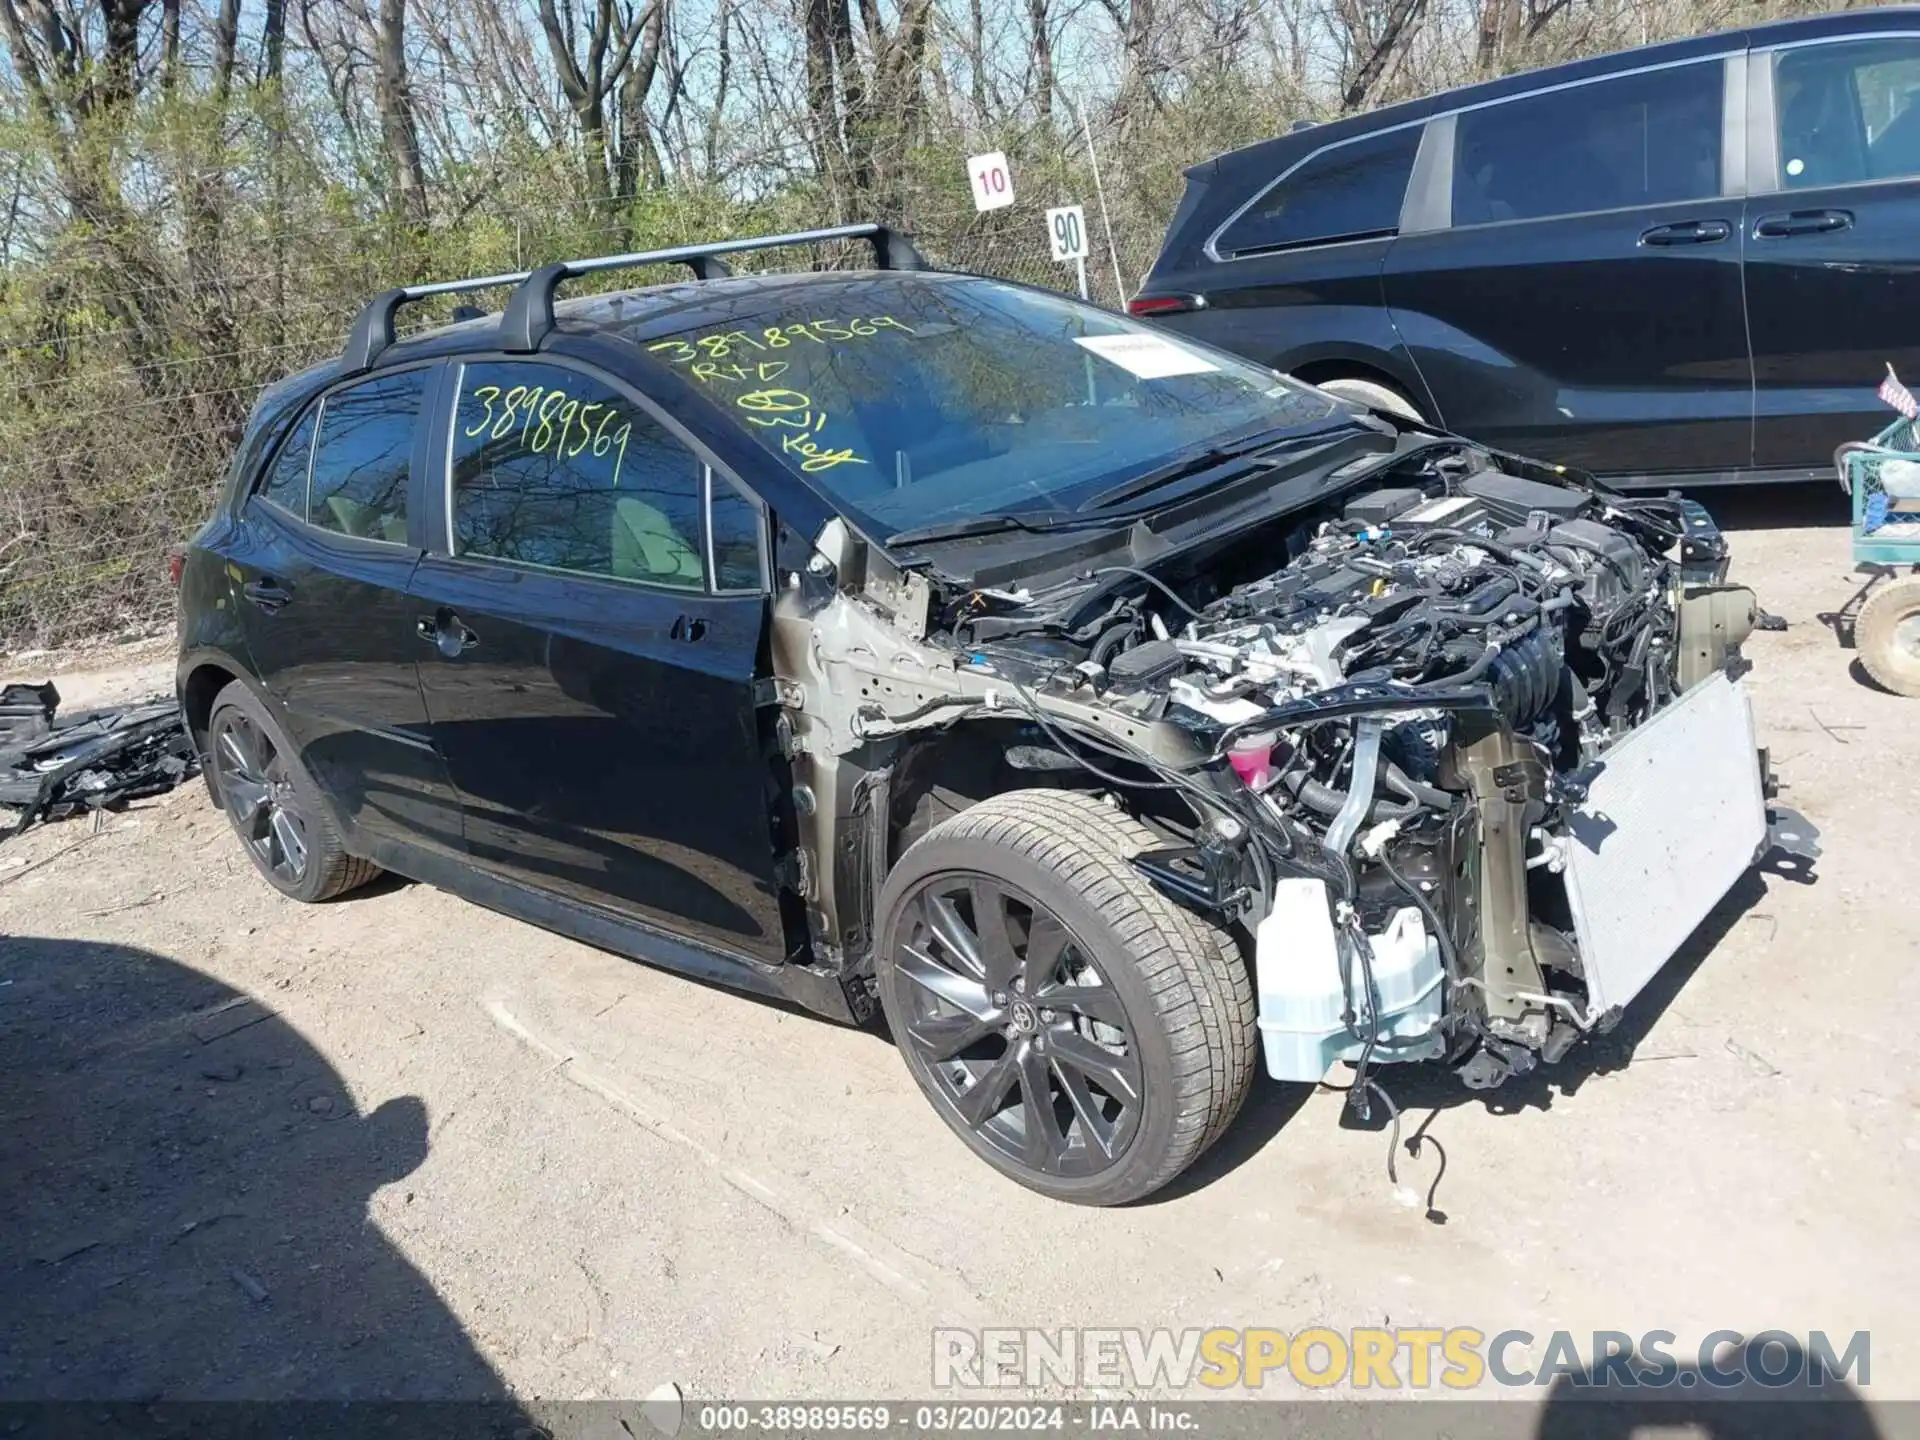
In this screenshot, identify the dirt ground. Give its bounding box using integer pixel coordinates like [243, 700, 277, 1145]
[2, 486, 1916, 1418]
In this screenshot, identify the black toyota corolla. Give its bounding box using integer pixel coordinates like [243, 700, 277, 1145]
[178, 225, 1767, 1204]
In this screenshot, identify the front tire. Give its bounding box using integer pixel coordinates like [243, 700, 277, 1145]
[875, 790, 1255, 1205]
[206, 682, 380, 903]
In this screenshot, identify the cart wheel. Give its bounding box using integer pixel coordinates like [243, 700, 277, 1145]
[1856, 575, 1920, 696]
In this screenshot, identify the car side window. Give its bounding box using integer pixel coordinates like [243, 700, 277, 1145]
[451, 361, 707, 590]
[1775, 38, 1920, 190]
[256, 408, 317, 516]
[309, 369, 426, 543]
[1451, 61, 1724, 225]
[707, 470, 766, 593]
[1217, 126, 1422, 256]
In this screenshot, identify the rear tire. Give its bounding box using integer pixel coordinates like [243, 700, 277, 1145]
[1857, 575, 1920, 697]
[206, 682, 380, 903]
[1314, 376, 1424, 423]
[875, 789, 1256, 1205]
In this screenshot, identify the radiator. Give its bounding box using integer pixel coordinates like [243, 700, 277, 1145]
[1561, 672, 1768, 1018]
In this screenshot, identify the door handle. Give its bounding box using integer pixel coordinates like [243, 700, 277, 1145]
[1754, 209, 1853, 239]
[1639, 219, 1732, 246]
[241, 577, 292, 612]
[669, 615, 708, 643]
[415, 610, 479, 659]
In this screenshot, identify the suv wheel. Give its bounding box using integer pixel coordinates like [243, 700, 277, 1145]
[207, 682, 380, 903]
[1314, 376, 1423, 423]
[875, 790, 1256, 1205]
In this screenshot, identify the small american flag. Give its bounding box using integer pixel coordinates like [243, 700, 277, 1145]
[1880, 365, 1920, 420]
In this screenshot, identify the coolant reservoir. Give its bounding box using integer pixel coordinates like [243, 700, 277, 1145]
[1254, 879, 1446, 1082]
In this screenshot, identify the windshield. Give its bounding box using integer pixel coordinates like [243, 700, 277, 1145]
[638, 276, 1342, 537]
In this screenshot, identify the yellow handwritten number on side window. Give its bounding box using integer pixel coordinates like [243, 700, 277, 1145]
[463, 383, 632, 488]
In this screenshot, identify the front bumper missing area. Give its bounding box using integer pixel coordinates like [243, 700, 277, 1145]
[1253, 673, 1770, 1083]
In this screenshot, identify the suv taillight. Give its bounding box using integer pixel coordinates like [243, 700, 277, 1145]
[1126, 293, 1204, 318]
[166, 546, 186, 587]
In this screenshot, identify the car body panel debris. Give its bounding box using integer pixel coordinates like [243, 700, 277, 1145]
[0, 682, 199, 838]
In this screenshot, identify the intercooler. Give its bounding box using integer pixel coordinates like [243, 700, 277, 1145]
[1560, 673, 1769, 1019]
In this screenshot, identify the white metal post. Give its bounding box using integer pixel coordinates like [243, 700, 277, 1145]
[1082, 107, 1127, 305]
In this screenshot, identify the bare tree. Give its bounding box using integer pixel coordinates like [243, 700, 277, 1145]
[1331, 0, 1427, 111]
[536, 0, 661, 198]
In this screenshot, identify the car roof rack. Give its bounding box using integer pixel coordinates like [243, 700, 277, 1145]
[342, 268, 532, 375]
[497, 223, 929, 353]
[342, 222, 928, 373]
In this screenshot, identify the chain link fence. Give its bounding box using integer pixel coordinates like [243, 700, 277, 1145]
[0, 200, 1165, 656]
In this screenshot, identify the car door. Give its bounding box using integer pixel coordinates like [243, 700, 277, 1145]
[406, 355, 788, 966]
[1382, 56, 1752, 479]
[223, 364, 466, 858]
[1745, 33, 1920, 471]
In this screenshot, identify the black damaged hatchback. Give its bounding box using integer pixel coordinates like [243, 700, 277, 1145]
[178, 226, 1766, 1204]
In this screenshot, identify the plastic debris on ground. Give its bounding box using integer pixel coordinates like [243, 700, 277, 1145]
[0, 681, 199, 840]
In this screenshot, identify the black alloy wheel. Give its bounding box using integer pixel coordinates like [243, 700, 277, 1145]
[891, 873, 1143, 1180]
[212, 707, 310, 887]
[877, 790, 1255, 1204]
[204, 681, 378, 903]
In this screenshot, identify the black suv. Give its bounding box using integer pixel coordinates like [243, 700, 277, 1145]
[178, 226, 1764, 1204]
[1134, 9, 1920, 487]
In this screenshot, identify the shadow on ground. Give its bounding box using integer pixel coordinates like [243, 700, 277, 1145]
[1683, 482, 1849, 532]
[1535, 1340, 1879, 1439]
[0, 934, 508, 1401]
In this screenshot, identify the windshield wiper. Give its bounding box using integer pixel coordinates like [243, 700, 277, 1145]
[885, 511, 1095, 547]
[1077, 421, 1369, 513]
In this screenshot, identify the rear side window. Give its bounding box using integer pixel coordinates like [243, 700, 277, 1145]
[309, 370, 427, 543]
[450, 360, 709, 590]
[1216, 126, 1421, 256]
[1775, 38, 1920, 189]
[1452, 61, 1724, 225]
[256, 409, 316, 515]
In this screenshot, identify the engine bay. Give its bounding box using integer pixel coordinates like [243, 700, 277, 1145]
[776, 438, 1768, 1098]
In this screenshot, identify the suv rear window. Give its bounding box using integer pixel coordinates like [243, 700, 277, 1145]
[256, 409, 316, 516]
[1775, 37, 1920, 189]
[1452, 60, 1724, 225]
[309, 369, 427, 542]
[1215, 126, 1421, 256]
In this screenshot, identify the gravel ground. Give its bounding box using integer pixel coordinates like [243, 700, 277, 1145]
[1, 486, 1915, 1418]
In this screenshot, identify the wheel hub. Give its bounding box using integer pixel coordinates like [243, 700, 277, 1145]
[1895, 611, 1920, 658]
[889, 873, 1143, 1180]
[214, 711, 310, 887]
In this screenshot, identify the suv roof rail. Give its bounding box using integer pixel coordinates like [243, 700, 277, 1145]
[498, 223, 929, 353]
[342, 268, 532, 375]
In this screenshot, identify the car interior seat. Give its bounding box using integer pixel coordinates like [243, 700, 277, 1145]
[1869, 93, 1920, 178]
[611, 496, 704, 588]
[1779, 73, 1867, 187]
[323, 493, 407, 543]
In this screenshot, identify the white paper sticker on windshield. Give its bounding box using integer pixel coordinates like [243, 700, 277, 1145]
[1074, 333, 1219, 380]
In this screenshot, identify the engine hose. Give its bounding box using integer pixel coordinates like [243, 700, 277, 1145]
[1089, 624, 1133, 667]
[1382, 761, 1452, 811]
[1273, 766, 1418, 823]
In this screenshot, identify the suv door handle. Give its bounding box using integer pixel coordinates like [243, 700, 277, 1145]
[1754, 208, 1854, 238]
[669, 615, 708, 643]
[241, 577, 292, 612]
[415, 610, 479, 658]
[1639, 219, 1732, 246]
